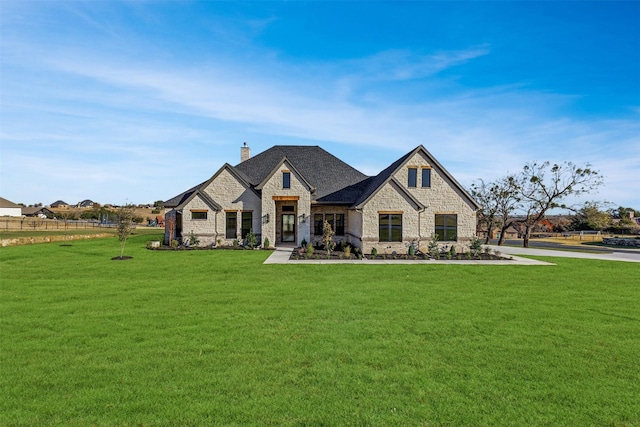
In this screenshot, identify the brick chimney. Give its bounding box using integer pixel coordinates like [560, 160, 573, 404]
[241, 142, 251, 162]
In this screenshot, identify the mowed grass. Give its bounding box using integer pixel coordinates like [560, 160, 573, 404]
[1, 236, 639, 426]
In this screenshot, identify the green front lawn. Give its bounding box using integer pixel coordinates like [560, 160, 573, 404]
[1, 235, 639, 426]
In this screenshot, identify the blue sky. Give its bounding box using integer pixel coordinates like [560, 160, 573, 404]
[1, 1, 639, 209]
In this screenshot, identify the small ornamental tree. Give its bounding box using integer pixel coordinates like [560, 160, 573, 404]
[428, 233, 440, 258]
[115, 204, 136, 259]
[188, 231, 200, 247]
[469, 236, 483, 257]
[322, 220, 336, 257]
[245, 229, 258, 249]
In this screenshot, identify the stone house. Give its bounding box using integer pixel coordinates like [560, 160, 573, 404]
[164, 144, 480, 253]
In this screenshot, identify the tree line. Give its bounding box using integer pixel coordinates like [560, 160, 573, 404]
[471, 161, 639, 248]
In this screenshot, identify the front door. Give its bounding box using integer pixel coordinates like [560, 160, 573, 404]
[282, 214, 295, 242]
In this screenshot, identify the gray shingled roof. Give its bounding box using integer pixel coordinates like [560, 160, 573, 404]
[164, 181, 206, 208]
[234, 145, 368, 201]
[164, 145, 371, 207]
[164, 144, 479, 210]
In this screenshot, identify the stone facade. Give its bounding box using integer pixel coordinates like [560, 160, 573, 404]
[360, 181, 421, 254]
[205, 168, 261, 245]
[259, 160, 312, 247]
[181, 196, 219, 246]
[357, 151, 477, 254]
[164, 145, 479, 251]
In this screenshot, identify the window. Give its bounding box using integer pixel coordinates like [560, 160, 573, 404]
[191, 210, 207, 220]
[283, 171, 291, 189]
[313, 213, 345, 236]
[226, 212, 237, 239]
[408, 168, 417, 187]
[241, 212, 252, 238]
[422, 168, 431, 188]
[314, 214, 324, 235]
[379, 214, 402, 242]
[335, 214, 345, 236]
[435, 214, 457, 241]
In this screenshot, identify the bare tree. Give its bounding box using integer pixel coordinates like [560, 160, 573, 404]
[495, 175, 523, 246]
[115, 204, 136, 259]
[471, 175, 521, 245]
[470, 179, 500, 244]
[515, 161, 603, 247]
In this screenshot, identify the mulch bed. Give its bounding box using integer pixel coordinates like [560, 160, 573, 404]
[149, 245, 273, 251]
[289, 249, 509, 261]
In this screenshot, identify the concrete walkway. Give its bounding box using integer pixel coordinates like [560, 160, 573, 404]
[487, 245, 640, 263]
[263, 246, 553, 265]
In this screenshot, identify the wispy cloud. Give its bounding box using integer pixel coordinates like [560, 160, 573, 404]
[2, 14, 638, 207]
[347, 46, 491, 81]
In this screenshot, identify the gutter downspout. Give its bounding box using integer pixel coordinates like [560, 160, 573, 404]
[418, 206, 427, 248]
[355, 206, 364, 249]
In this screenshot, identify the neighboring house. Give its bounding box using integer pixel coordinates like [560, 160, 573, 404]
[22, 206, 56, 218]
[77, 199, 95, 208]
[478, 226, 519, 240]
[50, 200, 69, 208]
[0, 197, 23, 217]
[164, 144, 480, 253]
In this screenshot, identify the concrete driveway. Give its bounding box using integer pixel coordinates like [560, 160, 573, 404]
[488, 245, 640, 263]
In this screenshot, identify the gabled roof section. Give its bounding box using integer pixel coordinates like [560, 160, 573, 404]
[255, 156, 315, 192]
[176, 189, 222, 212]
[164, 181, 206, 208]
[352, 145, 480, 210]
[164, 163, 259, 208]
[418, 145, 481, 210]
[353, 176, 425, 211]
[209, 163, 260, 197]
[234, 145, 368, 200]
[352, 148, 418, 208]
